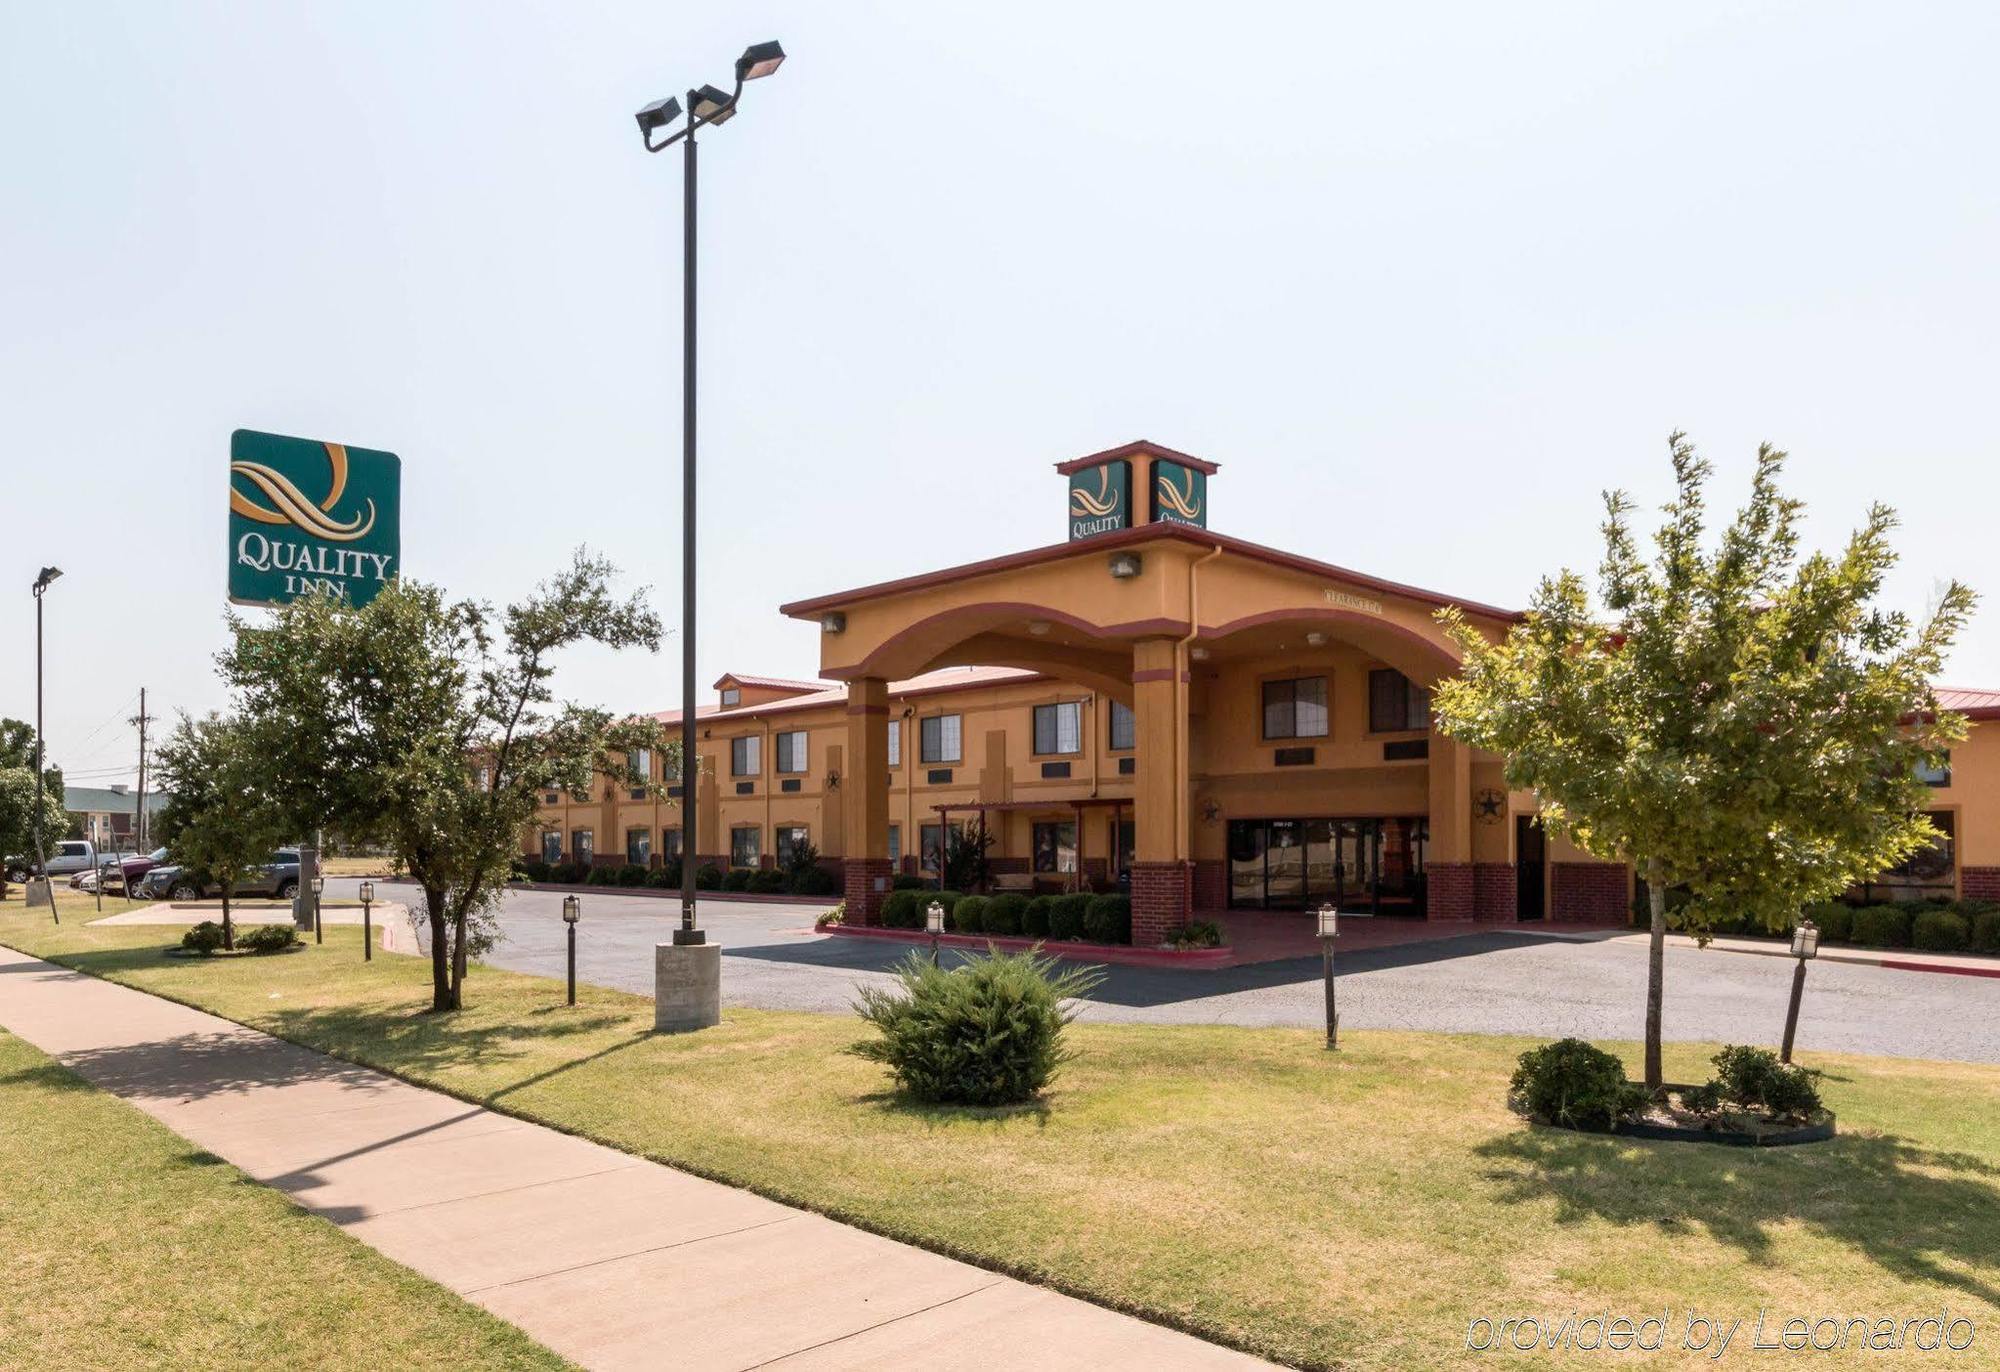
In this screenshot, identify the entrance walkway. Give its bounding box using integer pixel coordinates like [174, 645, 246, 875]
[0, 944, 1267, 1371]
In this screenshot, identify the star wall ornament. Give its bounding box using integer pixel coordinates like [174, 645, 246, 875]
[1201, 799, 1222, 824]
[1475, 788, 1506, 824]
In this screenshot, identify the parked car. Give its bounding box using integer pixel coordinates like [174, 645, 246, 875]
[140, 849, 301, 902]
[69, 848, 170, 893]
[5, 839, 99, 883]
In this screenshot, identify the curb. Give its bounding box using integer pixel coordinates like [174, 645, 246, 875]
[825, 922, 1232, 969]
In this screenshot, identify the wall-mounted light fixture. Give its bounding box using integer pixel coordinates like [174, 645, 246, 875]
[1027, 620, 1051, 636]
[1304, 631, 1327, 647]
[820, 612, 846, 635]
[1189, 646, 1210, 661]
[1108, 551, 1143, 579]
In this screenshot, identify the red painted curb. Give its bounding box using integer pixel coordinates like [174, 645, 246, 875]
[825, 922, 1232, 968]
[495, 880, 840, 908]
[1876, 957, 2000, 980]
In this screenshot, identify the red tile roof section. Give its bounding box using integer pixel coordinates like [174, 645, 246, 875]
[1052, 439, 1222, 476]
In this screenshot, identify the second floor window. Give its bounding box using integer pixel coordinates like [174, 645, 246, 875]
[1368, 669, 1431, 733]
[720, 687, 741, 706]
[1916, 752, 1952, 787]
[731, 736, 761, 777]
[775, 730, 808, 774]
[1033, 701, 1083, 755]
[1262, 676, 1329, 740]
[1108, 699, 1136, 751]
[920, 713, 962, 764]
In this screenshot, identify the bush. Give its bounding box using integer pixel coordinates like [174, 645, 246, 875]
[695, 863, 723, 890]
[1805, 901, 1852, 943]
[1708, 1045, 1824, 1120]
[586, 865, 620, 887]
[721, 867, 753, 892]
[1022, 895, 1054, 938]
[849, 948, 1104, 1105]
[1049, 893, 1091, 941]
[1849, 904, 1912, 948]
[815, 902, 844, 929]
[180, 921, 226, 955]
[951, 895, 988, 933]
[1082, 894, 1131, 945]
[617, 864, 648, 888]
[1508, 1038, 1646, 1130]
[1165, 919, 1225, 950]
[748, 867, 788, 894]
[520, 859, 552, 883]
[1969, 907, 2000, 954]
[789, 864, 840, 896]
[891, 874, 927, 891]
[1911, 909, 1969, 951]
[881, 890, 923, 929]
[986, 893, 1029, 937]
[238, 923, 297, 954]
[645, 866, 675, 889]
[552, 861, 587, 884]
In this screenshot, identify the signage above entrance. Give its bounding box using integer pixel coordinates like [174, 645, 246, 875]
[228, 428, 402, 608]
[1151, 457, 1207, 529]
[1067, 459, 1131, 540]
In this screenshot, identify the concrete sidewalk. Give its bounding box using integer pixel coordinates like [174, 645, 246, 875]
[0, 945, 1268, 1371]
[1516, 922, 2000, 979]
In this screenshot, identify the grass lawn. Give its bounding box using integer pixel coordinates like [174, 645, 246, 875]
[6, 889, 2000, 1369]
[0, 1021, 570, 1371]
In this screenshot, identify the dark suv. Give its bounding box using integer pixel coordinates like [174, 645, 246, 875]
[141, 849, 301, 902]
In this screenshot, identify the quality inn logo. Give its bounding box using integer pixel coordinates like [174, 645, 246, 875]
[228, 428, 401, 609]
[1067, 459, 1132, 540]
[1150, 457, 1207, 529]
[1155, 466, 1202, 521]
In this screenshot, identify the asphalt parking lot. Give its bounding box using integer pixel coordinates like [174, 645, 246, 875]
[331, 879, 2000, 1064]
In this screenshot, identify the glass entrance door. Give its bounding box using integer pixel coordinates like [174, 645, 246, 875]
[1226, 818, 1428, 914]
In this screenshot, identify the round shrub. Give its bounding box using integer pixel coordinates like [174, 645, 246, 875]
[1969, 907, 2000, 954]
[891, 874, 926, 891]
[881, 889, 923, 929]
[850, 948, 1104, 1105]
[1082, 894, 1131, 945]
[1049, 893, 1091, 941]
[1708, 1044, 1824, 1120]
[1850, 904, 1912, 948]
[1022, 895, 1054, 939]
[695, 863, 723, 890]
[180, 921, 225, 955]
[985, 893, 1029, 937]
[586, 865, 620, 887]
[950, 895, 988, 933]
[721, 868, 753, 892]
[520, 859, 552, 883]
[1911, 909, 1969, 952]
[1508, 1038, 1646, 1130]
[645, 866, 674, 889]
[238, 923, 297, 954]
[748, 867, 788, 894]
[1804, 901, 1852, 943]
[790, 865, 840, 896]
[617, 864, 648, 888]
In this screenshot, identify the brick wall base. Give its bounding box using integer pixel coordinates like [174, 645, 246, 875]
[1964, 867, 2000, 901]
[1473, 862, 1516, 921]
[1429, 863, 1475, 920]
[1130, 861, 1193, 945]
[843, 858, 894, 926]
[1552, 862, 1629, 923]
[1193, 859, 1227, 913]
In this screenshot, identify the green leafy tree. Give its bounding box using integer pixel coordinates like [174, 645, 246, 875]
[151, 712, 291, 951]
[218, 551, 669, 1011]
[1433, 435, 1972, 1090]
[0, 767, 70, 897]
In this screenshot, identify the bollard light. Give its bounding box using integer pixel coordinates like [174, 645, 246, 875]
[563, 894, 581, 924]
[1316, 903, 1339, 940]
[562, 895, 581, 1006]
[926, 902, 944, 935]
[1317, 903, 1340, 1050]
[1790, 918, 1819, 960]
[359, 880, 374, 962]
[310, 873, 325, 944]
[1780, 916, 1820, 1063]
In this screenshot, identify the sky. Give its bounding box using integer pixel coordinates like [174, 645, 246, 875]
[4, 1, 1997, 790]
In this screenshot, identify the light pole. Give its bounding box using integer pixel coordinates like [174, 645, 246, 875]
[1780, 916, 1819, 1064]
[29, 567, 62, 916]
[926, 900, 945, 966]
[359, 879, 374, 962]
[1317, 903, 1340, 1050]
[634, 39, 785, 953]
[563, 894, 581, 1006]
[310, 874, 325, 944]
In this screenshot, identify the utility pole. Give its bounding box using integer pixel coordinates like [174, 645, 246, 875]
[131, 688, 154, 850]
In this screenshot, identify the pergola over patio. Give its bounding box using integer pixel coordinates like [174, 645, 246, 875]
[930, 796, 1133, 895]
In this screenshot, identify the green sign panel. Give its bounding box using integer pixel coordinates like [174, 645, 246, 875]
[228, 428, 401, 608]
[1151, 458, 1207, 529]
[1067, 459, 1131, 540]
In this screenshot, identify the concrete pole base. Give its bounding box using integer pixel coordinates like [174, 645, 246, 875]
[24, 878, 54, 908]
[654, 941, 721, 1033]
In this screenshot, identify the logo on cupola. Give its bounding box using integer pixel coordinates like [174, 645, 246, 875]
[1067, 460, 1131, 540]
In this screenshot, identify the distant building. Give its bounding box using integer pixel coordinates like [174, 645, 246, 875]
[64, 784, 169, 849]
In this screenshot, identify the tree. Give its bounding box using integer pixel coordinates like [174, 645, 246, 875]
[1432, 435, 1973, 1091]
[151, 713, 291, 950]
[0, 767, 69, 898]
[218, 551, 668, 1011]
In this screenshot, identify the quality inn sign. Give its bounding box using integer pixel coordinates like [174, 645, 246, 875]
[228, 428, 401, 608]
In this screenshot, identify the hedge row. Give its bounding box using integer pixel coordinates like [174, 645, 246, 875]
[881, 890, 1134, 944]
[1648, 896, 2000, 954]
[513, 858, 839, 897]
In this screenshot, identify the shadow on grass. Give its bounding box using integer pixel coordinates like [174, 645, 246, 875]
[1477, 1124, 2000, 1305]
[259, 1001, 633, 1085]
[851, 1087, 1054, 1131]
[0, 1062, 100, 1094]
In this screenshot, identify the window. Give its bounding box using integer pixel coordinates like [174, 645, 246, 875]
[1917, 753, 1952, 787]
[775, 730, 808, 774]
[540, 831, 562, 864]
[920, 713, 962, 764]
[731, 735, 761, 777]
[1368, 669, 1431, 733]
[625, 827, 651, 866]
[661, 828, 683, 861]
[1108, 699, 1136, 751]
[886, 719, 901, 768]
[776, 826, 810, 867]
[1032, 821, 1077, 874]
[730, 827, 761, 868]
[1262, 676, 1329, 740]
[887, 824, 901, 867]
[1033, 701, 1083, 755]
[920, 823, 943, 874]
[544, 791, 559, 805]
[720, 687, 741, 706]
[664, 749, 682, 783]
[570, 829, 594, 861]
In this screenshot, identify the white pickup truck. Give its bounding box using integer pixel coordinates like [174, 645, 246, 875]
[4, 839, 100, 883]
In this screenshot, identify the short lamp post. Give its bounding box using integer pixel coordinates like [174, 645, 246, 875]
[926, 900, 945, 966]
[1781, 917, 1819, 1064]
[1317, 903, 1340, 1051]
[563, 894, 581, 1006]
[359, 880, 374, 962]
[30, 566, 62, 918]
[310, 874, 325, 944]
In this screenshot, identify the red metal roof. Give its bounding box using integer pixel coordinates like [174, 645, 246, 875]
[713, 672, 828, 693]
[1935, 686, 2000, 721]
[1052, 438, 1222, 476]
